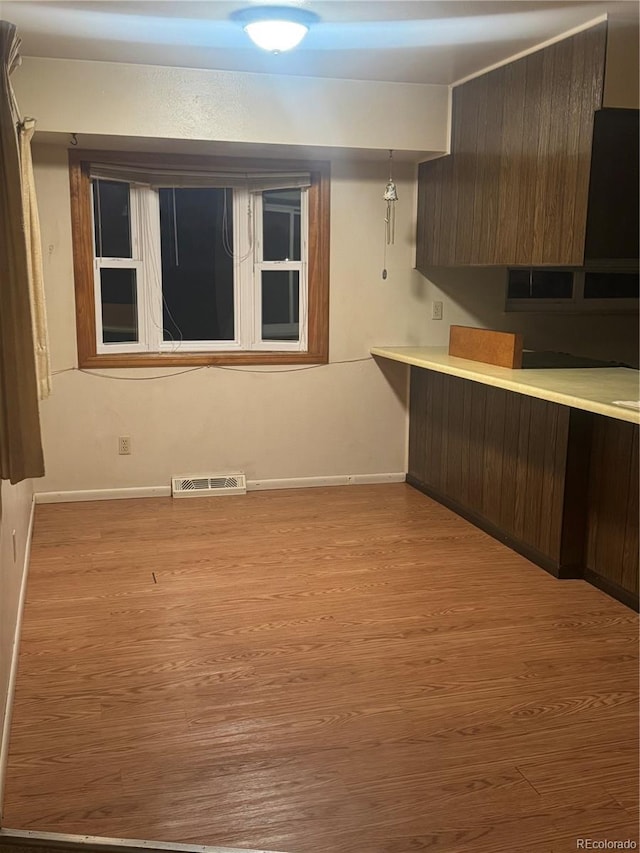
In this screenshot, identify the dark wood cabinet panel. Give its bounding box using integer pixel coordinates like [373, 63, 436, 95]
[407, 368, 576, 570]
[416, 23, 607, 269]
[495, 58, 527, 264]
[584, 108, 640, 264]
[585, 417, 639, 602]
[451, 76, 482, 265]
[407, 367, 639, 609]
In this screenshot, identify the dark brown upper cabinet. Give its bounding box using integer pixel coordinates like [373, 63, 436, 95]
[416, 23, 639, 270]
[584, 108, 639, 268]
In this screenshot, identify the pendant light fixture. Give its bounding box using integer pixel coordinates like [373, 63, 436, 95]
[232, 6, 320, 53]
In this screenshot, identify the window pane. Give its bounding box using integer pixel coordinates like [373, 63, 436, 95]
[507, 269, 574, 299]
[261, 270, 299, 341]
[263, 190, 301, 261]
[584, 272, 639, 299]
[506, 269, 531, 299]
[100, 268, 138, 343]
[93, 180, 132, 258]
[159, 188, 234, 342]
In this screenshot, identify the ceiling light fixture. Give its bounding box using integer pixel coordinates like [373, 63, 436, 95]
[232, 6, 319, 53]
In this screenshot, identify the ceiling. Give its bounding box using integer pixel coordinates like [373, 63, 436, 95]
[3, 0, 639, 85]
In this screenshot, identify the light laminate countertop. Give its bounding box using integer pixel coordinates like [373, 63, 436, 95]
[371, 346, 640, 424]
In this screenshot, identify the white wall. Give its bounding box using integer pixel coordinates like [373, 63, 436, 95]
[0, 478, 33, 804]
[14, 56, 449, 157]
[9, 54, 448, 494]
[415, 266, 639, 368]
[34, 145, 427, 492]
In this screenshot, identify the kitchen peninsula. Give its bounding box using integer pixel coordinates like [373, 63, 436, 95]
[372, 346, 639, 610]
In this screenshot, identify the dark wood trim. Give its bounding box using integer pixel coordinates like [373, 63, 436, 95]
[68, 150, 330, 369]
[78, 350, 328, 369]
[583, 568, 640, 612]
[306, 163, 330, 365]
[406, 474, 582, 580]
[69, 154, 97, 366]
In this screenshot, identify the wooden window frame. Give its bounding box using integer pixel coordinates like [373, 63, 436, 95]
[69, 149, 330, 368]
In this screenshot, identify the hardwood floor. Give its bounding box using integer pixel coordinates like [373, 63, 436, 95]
[3, 484, 638, 853]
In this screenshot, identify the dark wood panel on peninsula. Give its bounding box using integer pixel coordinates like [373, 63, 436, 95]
[408, 367, 639, 609]
[585, 416, 639, 603]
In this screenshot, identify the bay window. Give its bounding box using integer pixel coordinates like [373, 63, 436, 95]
[69, 151, 330, 367]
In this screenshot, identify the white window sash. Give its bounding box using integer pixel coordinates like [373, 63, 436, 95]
[93, 183, 150, 354]
[94, 259, 148, 354]
[252, 190, 308, 351]
[252, 262, 308, 351]
[145, 186, 246, 353]
[138, 188, 163, 352]
[158, 340, 244, 353]
[235, 188, 254, 351]
[91, 178, 311, 355]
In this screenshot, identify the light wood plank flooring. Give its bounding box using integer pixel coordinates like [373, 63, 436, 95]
[3, 484, 639, 852]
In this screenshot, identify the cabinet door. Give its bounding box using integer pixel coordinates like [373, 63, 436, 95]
[416, 23, 606, 270]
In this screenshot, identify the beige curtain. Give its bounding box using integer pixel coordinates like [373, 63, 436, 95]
[19, 118, 51, 399]
[0, 21, 44, 484]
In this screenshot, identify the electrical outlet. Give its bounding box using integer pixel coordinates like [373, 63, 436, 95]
[118, 436, 132, 455]
[432, 300, 443, 320]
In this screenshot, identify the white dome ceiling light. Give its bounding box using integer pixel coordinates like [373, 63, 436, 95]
[232, 6, 320, 53]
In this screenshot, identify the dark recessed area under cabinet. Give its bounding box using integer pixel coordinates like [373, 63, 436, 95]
[407, 367, 639, 609]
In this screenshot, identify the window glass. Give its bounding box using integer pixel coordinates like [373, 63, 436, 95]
[159, 188, 235, 341]
[263, 189, 301, 261]
[584, 272, 639, 299]
[261, 270, 299, 341]
[100, 268, 138, 343]
[93, 179, 132, 258]
[507, 269, 574, 299]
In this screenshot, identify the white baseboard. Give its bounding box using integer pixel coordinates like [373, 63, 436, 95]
[0, 495, 35, 817]
[34, 486, 172, 504]
[247, 473, 406, 491]
[33, 475, 407, 503]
